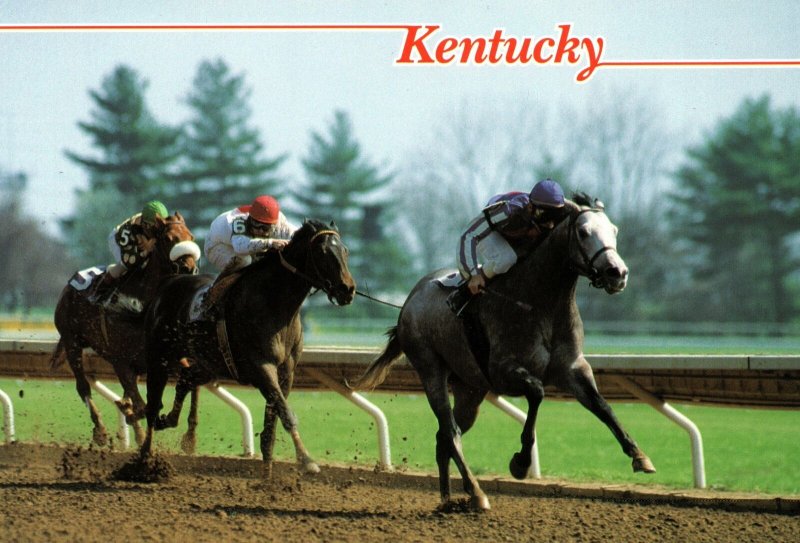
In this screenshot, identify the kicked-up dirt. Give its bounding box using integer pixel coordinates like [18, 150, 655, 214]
[0, 443, 798, 542]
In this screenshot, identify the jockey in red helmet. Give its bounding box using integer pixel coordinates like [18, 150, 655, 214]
[204, 195, 298, 272]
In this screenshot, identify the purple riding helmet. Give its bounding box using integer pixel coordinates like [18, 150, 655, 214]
[529, 179, 565, 208]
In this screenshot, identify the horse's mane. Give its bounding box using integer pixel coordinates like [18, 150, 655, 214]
[569, 191, 606, 212]
[511, 192, 601, 264]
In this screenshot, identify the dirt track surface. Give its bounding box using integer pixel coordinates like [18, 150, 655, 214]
[1, 444, 798, 543]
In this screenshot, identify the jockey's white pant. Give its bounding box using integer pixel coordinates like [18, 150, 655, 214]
[458, 231, 518, 280]
[205, 243, 252, 272]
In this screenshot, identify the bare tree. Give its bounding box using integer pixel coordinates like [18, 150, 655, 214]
[396, 98, 554, 273]
[394, 88, 680, 322]
[564, 86, 675, 214]
[559, 87, 681, 320]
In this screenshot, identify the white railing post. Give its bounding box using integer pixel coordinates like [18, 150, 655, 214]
[0, 388, 15, 444]
[205, 382, 255, 457]
[609, 375, 706, 489]
[302, 367, 393, 471]
[89, 379, 131, 449]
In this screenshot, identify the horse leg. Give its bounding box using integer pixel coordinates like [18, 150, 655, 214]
[502, 367, 545, 480]
[64, 339, 108, 446]
[567, 356, 656, 473]
[451, 379, 486, 434]
[260, 402, 279, 479]
[141, 364, 169, 458]
[113, 366, 144, 422]
[417, 363, 490, 511]
[180, 387, 200, 454]
[255, 362, 319, 476]
[156, 366, 200, 430]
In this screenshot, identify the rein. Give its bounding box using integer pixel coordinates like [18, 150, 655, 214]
[278, 229, 343, 298]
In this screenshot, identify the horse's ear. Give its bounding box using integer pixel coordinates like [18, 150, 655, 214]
[174, 210, 184, 222]
[329, 220, 337, 230]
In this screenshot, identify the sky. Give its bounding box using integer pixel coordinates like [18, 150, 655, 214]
[1, 1, 799, 236]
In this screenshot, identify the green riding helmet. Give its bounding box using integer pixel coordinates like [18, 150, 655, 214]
[141, 200, 169, 224]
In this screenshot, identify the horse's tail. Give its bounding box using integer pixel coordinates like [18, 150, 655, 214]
[49, 337, 66, 370]
[349, 326, 403, 391]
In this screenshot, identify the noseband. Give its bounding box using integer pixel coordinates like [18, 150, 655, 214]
[279, 229, 345, 300]
[567, 209, 618, 289]
[155, 222, 199, 275]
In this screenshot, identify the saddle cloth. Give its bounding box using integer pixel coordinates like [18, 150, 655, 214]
[433, 271, 464, 289]
[68, 265, 107, 291]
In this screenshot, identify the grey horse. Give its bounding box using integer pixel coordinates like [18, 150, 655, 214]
[351, 194, 655, 510]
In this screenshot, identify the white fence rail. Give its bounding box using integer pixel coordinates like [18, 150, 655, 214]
[1, 340, 798, 489]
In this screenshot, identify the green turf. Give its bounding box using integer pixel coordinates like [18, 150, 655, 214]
[1, 378, 797, 495]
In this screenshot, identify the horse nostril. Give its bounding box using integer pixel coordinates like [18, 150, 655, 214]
[606, 267, 627, 279]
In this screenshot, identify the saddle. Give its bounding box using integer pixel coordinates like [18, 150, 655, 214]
[195, 257, 246, 320]
[69, 266, 143, 313]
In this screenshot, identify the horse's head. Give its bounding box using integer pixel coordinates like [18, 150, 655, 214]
[154, 211, 201, 275]
[285, 219, 356, 306]
[566, 196, 628, 294]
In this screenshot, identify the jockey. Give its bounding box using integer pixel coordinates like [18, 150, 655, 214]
[204, 194, 298, 273]
[448, 179, 567, 314]
[90, 200, 169, 300]
[107, 200, 170, 279]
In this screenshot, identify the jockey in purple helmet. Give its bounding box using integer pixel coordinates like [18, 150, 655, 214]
[450, 179, 567, 313]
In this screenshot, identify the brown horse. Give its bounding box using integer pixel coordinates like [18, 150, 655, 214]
[139, 219, 355, 477]
[50, 212, 200, 447]
[352, 194, 655, 510]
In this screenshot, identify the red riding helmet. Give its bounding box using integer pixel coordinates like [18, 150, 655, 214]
[245, 195, 280, 224]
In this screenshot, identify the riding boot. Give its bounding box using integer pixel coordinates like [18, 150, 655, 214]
[446, 283, 473, 317]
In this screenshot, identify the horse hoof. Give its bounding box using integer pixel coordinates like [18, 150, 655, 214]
[633, 455, 656, 473]
[509, 452, 530, 480]
[181, 434, 197, 455]
[303, 460, 321, 474]
[92, 428, 109, 447]
[470, 494, 491, 511]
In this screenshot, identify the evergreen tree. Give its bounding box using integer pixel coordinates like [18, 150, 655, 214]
[63, 65, 181, 263]
[295, 110, 412, 303]
[169, 59, 287, 237]
[670, 95, 800, 322]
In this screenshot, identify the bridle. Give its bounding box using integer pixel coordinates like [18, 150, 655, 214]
[278, 228, 346, 301]
[155, 220, 199, 275]
[567, 208, 618, 289]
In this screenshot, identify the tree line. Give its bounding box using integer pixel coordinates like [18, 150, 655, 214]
[1, 59, 798, 325]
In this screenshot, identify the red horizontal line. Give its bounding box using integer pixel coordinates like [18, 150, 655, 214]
[600, 60, 800, 68]
[0, 23, 409, 31]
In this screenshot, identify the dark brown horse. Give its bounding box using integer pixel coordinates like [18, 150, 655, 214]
[139, 219, 355, 476]
[50, 212, 200, 447]
[352, 195, 655, 510]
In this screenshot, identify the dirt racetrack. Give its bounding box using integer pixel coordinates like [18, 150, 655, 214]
[1, 443, 798, 543]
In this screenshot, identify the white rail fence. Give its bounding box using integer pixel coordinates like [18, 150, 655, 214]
[1, 340, 798, 488]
